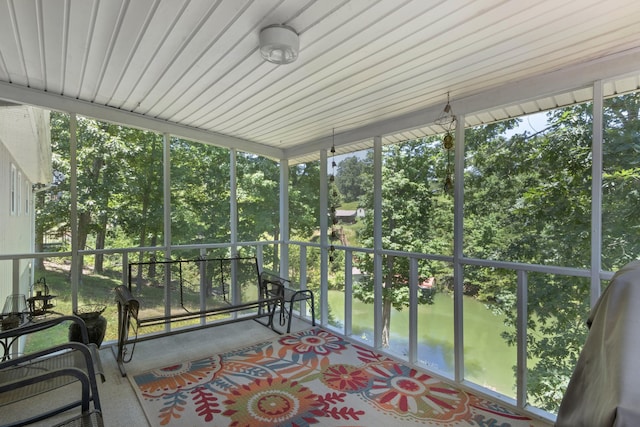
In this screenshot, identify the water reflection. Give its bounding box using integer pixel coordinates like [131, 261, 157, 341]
[327, 291, 517, 396]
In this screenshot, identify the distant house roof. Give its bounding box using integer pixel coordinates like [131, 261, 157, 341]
[335, 210, 356, 218]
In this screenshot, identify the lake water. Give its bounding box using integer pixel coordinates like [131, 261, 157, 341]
[327, 290, 518, 396]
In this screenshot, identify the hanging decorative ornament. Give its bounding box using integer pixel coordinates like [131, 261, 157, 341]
[443, 131, 454, 193]
[443, 158, 453, 194]
[435, 92, 456, 130]
[443, 132, 454, 150]
[436, 93, 456, 194]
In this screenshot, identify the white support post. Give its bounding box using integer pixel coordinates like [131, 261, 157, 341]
[69, 113, 79, 312]
[163, 133, 171, 255]
[230, 149, 238, 258]
[280, 159, 289, 277]
[30, 184, 36, 294]
[320, 149, 329, 326]
[299, 245, 308, 317]
[453, 114, 465, 383]
[256, 246, 263, 268]
[200, 248, 207, 321]
[12, 259, 20, 295]
[373, 136, 383, 349]
[122, 252, 128, 287]
[591, 80, 604, 308]
[409, 257, 418, 364]
[516, 270, 528, 407]
[162, 133, 171, 330]
[345, 249, 353, 337]
[230, 149, 239, 307]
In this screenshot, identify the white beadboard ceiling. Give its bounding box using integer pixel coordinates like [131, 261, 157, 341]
[0, 0, 639, 164]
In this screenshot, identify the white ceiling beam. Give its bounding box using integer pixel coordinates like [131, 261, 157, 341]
[0, 81, 284, 160]
[2, 46, 639, 163]
[285, 47, 640, 158]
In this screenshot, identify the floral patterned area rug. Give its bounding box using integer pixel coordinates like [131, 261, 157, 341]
[131, 327, 537, 426]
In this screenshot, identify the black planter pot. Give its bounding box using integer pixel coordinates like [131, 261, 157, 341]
[69, 305, 108, 347]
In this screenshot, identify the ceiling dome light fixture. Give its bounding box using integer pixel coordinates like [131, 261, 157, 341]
[259, 24, 299, 64]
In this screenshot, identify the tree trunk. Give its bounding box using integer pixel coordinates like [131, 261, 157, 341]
[381, 254, 394, 348]
[148, 234, 157, 283]
[94, 216, 107, 273]
[77, 211, 91, 280]
[272, 228, 279, 271]
[78, 156, 103, 280]
[135, 181, 151, 291]
[382, 297, 392, 348]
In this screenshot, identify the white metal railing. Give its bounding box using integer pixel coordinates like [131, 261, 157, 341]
[286, 240, 616, 423]
[1, 240, 615, 423]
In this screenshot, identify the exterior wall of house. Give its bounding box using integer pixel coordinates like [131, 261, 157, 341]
[0, 106, 51, 313]
[0, 142, 33, 303]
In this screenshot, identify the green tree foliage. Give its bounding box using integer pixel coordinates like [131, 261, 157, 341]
[35, 113, 71, 265]
[288, 162, 321, 238]
[40, 118, 321, 263]
[601, 94, 640, 271]
[115, 128, 163, 257]
[43, 113, 164, 271]
[335, 155, 367, 202]
[463, 94, 640, 412]
[237, 154, 279, 243]
[354, 140, 445, 347]
[37, 92, 640, 414]
[349, 93, 638, 410]
[463, 114, 594, 411]
[170, 139, 230, 248]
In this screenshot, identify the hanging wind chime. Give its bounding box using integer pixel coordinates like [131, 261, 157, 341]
[435, 93, 456, 194]
[329, 130, 338, 263]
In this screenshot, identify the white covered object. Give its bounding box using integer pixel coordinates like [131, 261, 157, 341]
[556, 260, 640, 426]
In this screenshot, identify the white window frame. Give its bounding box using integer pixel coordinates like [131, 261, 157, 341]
[24, 178, 30, 214]
[17, 171, 22, 216]
[10, 163, 17, 215]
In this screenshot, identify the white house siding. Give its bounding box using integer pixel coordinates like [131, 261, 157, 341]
[0, 106, 51, 311]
